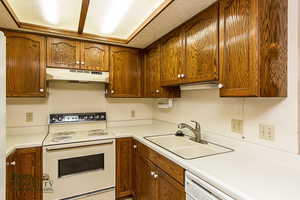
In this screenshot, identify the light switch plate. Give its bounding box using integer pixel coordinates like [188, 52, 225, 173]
[259, 124, 275, 141]
[231, 119, 243, 134]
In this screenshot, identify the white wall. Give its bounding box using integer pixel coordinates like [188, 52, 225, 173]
[154, 0, 300, 154]
[6, 81, 153, 135]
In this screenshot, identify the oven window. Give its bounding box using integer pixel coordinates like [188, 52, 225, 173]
[58, 154, 104, 177]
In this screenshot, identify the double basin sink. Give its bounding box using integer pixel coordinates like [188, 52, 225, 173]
[144, 134, 233, 160]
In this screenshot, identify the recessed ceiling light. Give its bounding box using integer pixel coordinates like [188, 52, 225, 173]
[100, 0, 134, 34]
[39, 0, 59, 25]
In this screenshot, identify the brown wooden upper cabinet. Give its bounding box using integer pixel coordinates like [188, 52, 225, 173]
[47, 37, 109, 71]
[80, 42, 109, 71]
[182, 2, 219, 84]
[144, 42, 180, 98]
[6, 32, 46, 97]
[160, 3, 219, 87]
[219, 0, 287, 97]
[160, 28, 184, 86]
[47, 37, 80, 69]
[107, 46, 142, 98]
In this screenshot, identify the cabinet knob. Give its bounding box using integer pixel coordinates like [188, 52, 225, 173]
[76, 61, 80, 64]
[181, 74, 185, 78]
[154, 174, 158, 179]
[155, 89, 160, 93]
[111, 90, 114, 94]
[150, 171, 155, 176]
[7, 161, 16, 166]
[133, 145, 137, 149]
[177, 74, 181, 78]
[40, 88, 44, 92]
[81, 61, 85, 65]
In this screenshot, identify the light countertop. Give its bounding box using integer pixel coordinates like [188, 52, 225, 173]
[6, 121, 300, 200]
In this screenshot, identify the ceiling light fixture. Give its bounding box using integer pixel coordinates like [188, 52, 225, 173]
[100, 0, 134, 34]
[39, 0, 59, 25]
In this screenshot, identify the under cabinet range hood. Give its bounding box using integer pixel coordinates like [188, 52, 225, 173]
[46, 68, 109, 83]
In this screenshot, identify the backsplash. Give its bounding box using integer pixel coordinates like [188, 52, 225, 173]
[6, 81, 154, 135]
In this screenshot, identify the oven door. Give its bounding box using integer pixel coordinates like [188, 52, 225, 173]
[43, 139, 115, 200]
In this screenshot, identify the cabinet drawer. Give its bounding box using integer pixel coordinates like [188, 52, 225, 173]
[136, 141, 184, 185]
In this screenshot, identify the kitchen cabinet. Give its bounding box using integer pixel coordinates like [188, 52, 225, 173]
[6, 32, 46, 97]
[182, 2, 219, 84]
[143, 42, 180, 98]
[47, 37, 81, 69]
[6, 152, 16, 200]
[47, 38, 110, 71]
[80, 42, 109, 71]
[160, 28, 184, 86]
[160, 3, 219, 87]
[133, 140, 185, 200]
[116, 138, 133, 199]
[6, 147, 42, 200]
[219, 0, 287, 97]
[107, 46, 142, 97]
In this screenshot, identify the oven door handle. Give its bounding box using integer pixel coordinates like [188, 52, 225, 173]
[45, 140, 114, 152]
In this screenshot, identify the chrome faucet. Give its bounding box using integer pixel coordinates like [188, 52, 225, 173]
[178, 121, 206, 144]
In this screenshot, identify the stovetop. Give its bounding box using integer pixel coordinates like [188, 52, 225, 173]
[43, 112, 115, 146]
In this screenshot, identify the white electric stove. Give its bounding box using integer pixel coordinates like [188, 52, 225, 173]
[43, 112, 116, 200]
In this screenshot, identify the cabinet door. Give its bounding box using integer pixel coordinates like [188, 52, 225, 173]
[109, 46, 141, 97]
[219, 0, 259, 96]
[183, 2, 219, 84]
[135, 155, 156, 200]
[6, 32, 46, 97]
[116, 138, 133, 198]
[155, 166, 185, 200]
[81, 42, 109, 71]
[15, 147, 42, 200]
[144, 44, 180, 98]
[160, 29, 184, 86]
[6, 153, 16, 200]
[47, 37, 80, 69]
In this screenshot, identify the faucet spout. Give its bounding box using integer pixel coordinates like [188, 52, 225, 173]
[178, 121, 206, 144]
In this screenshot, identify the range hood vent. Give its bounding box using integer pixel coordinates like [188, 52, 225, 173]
[46, 68, 109, 83]
[180, 82, 223, 91]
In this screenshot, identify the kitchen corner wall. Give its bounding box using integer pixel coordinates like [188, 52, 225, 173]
[154, 0, 300, 154]
[6, 81, 154, 135]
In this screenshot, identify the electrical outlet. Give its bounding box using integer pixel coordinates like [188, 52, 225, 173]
[231, 119, 243, 134]
[131, 110, 135, 118]
[25, 112, 33, 122]
[259, 124, 275, 141]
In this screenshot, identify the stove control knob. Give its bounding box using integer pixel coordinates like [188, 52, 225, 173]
[84, 116, 88, 120]
[90, 115, 94, 120]
[95, 115, 100, 119]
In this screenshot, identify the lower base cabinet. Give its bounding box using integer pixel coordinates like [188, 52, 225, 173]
[133, 139, 185, 200]
[6, 147, 42, 200]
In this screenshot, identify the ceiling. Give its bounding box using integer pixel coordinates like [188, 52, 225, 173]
[0, 0, 217, 48]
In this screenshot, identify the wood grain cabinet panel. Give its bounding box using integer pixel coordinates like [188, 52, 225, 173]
[219, 0, 287, 97]
[144, 43, 180, 98]
[80, 42, 109, 71]
[108, 46, 142, 97]
[183, 2, 219, 84]
[6, 32, 46, 97]
[160, 29, 184, 86]
[47, 37, 80, 69]
[116, 138, 133, 199]
[6, 152, 16, 200]
[6, 147, 42, 200]
[134, 140, 185, 200]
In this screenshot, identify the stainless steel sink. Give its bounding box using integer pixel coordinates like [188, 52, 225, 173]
[144, 134, 233, 159]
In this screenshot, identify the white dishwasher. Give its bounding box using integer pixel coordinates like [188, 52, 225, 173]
[185, 171, 234, 200]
